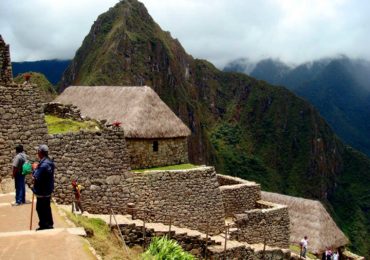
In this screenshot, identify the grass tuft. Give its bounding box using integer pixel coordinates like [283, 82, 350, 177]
[133, 164, 198, 173]
[45, 115, 101, 134]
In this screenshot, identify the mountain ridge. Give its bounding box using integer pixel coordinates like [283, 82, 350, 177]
[12, 59, 70, 85]
[224, 56, 370, 157]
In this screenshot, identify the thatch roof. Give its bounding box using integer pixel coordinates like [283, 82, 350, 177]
[261, 191, 349, 254]
[55, 86, 191, 138]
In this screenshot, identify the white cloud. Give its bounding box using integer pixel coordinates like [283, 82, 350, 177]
[1, 0, 369, 67]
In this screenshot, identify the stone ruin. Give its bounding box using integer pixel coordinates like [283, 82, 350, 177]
[0, 36, 293, 258]
[0, 35, 13, 85]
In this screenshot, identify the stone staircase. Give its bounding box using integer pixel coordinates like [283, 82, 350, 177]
[86, 212, 301, 259]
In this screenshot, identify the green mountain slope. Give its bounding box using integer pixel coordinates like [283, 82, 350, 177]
[225, 57, 370, 157]
[60, 0, 370, 256]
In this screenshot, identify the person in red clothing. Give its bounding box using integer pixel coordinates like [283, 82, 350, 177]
[72, 179, 84, 214]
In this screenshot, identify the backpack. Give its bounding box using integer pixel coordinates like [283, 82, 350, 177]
[22, 161, 32, 175]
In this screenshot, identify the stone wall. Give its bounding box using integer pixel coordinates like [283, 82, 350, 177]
[0, 84, 48, 180]
[126, 137, 189, 169]
[0, 35, 13, 85]
[55, 166, 225, 234]
[126, 167, 225, 233]
[44, 102, 83, 121]
[49, 128, 131, 204]
[118, 223, 218, 258]
[217, 175, 261, 217]
[230, 200, 290, 248]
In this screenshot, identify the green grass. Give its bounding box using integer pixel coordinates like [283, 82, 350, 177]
[64, 211, 141, 260]
[142, 236, 195, 260]
[45, 115, 101, 134]
[289, 245, 317, 259]
[133, 164, 198, 173]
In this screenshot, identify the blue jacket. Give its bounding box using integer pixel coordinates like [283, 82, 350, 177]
[33, 157, 55, 196]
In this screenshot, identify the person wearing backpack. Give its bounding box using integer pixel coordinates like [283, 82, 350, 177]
[11, 144, 28, 206]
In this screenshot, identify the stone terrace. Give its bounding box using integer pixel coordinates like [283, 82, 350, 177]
[82, 210, 300, 260]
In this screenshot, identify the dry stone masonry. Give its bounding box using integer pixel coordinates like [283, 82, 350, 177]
[0, 35, 13, 85]
[218, 175, 261, 217]
[44, 102, 84, 121]
[49, 128, 132, 204]
[126, 138, 189, 169]
[124, 167, 225, 234]
[54, 166, 225, 234]
[231, 200, 290, 248]
[0, 83, 48, 179]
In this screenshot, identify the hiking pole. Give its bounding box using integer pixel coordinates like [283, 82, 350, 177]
[29, 192, 35, 230]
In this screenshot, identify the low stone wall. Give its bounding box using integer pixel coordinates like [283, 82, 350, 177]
[118, 223, 218, 258]
[230, 200, 290, 248]
[49, 128, 132, 204]
[0, 84, 48, 180]
[44, 102, 83, 121]
[126, 137, 189, 169]
[118, 221, 293, 260]
[217, 174, 247, 186]
[217, 175, 261, 217]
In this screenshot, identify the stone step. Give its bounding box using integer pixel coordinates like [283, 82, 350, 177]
[0, 227, 86, 238]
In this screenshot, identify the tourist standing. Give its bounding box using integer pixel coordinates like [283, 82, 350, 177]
[325, 248, 333, 260]
[12, 144, 27, 206]
[300, 236, 308, 259]
[333, 251, 339, 260]
[32, 144, 55, 230]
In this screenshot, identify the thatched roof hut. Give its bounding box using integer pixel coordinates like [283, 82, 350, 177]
[55, 86, 191, 138]
[55, 86, 191, 169]
[261, 191, 349, 254]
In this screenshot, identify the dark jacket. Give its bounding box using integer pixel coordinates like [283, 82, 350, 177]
[33, 157, 55, 196]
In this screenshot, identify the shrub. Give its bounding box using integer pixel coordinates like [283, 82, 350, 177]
[142, 236, 195, 260]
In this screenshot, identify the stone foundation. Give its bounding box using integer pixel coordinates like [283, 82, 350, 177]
[126, 137, 188, 169]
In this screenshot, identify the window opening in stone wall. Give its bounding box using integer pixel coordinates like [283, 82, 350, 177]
[153, 140, 159, 152]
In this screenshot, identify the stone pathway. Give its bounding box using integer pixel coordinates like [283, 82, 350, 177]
[0, 191, 95, 260]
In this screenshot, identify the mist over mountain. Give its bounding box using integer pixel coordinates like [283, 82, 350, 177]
[224, 56, 370, 157]
[59, 0, 369, 256]
[12, 59, 70, 85]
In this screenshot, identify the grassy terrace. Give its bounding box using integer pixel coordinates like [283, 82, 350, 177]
[133, 163, 199, 173]
[45, 115, 101, 134]
[64, 211, 141, 260]
[289, 245, 317, 259]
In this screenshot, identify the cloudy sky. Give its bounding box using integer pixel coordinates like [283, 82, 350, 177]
[1, 0, 369, 67]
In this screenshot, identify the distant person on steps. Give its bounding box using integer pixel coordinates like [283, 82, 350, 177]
[32, 144, 55, 230]
[300, 236, 308, 259]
